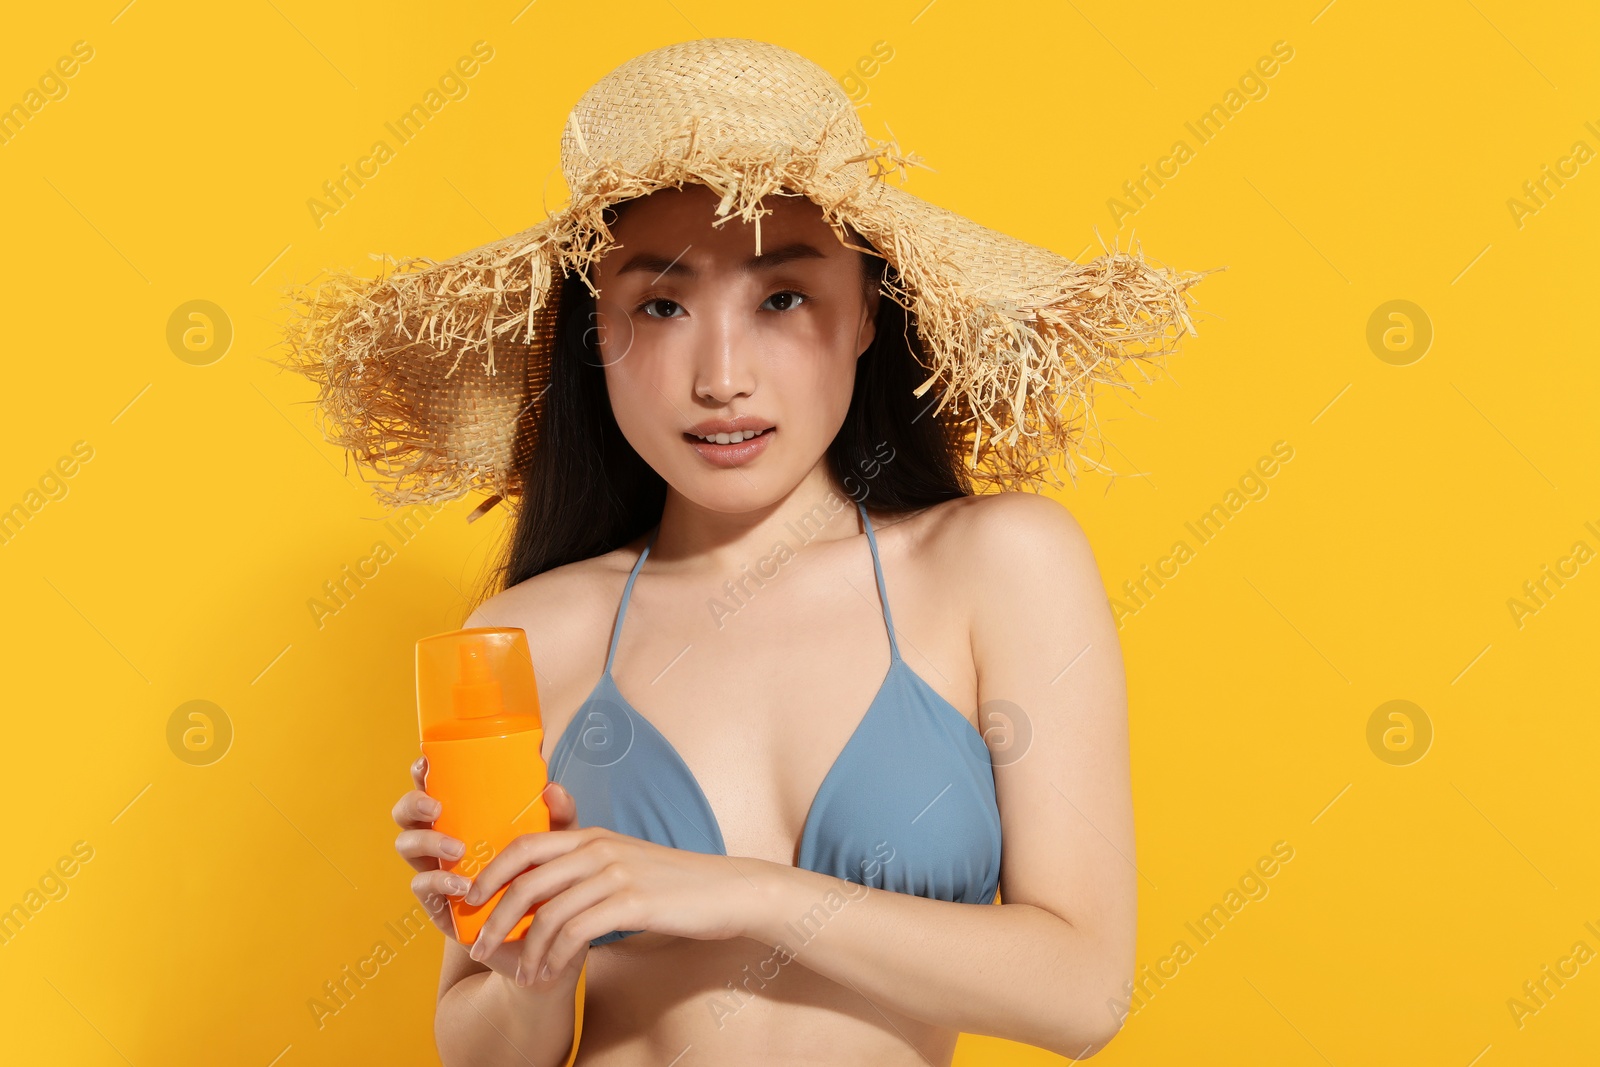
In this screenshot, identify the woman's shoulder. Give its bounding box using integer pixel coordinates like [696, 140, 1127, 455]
[886, 491, 1092, 573]
[461, 536, 651, 690]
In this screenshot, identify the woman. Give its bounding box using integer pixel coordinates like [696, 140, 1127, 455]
[396, 180, 1139, 1065]
[284, 38, 1204, 1067]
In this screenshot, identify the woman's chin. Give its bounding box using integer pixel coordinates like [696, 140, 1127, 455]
[660, 463, 801, 515]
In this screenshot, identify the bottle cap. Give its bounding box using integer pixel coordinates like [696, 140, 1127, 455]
[416, 627, 542, 740]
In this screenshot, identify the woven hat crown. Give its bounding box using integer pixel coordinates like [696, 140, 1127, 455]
[559, 39, 875, 209]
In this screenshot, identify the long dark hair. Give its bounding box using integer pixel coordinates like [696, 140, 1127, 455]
[479, 216, 972, 602]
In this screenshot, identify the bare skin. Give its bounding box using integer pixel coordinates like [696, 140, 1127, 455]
[393, 184, 1136, 1065]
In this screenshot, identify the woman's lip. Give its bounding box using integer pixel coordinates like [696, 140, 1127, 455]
[684, 427, 775, 468]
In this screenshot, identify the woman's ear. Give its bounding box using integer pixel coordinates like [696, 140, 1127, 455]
[857, 262, 882, 358]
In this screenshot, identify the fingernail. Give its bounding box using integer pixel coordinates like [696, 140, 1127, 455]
[443, 838, 465, 858]
[446, 875, 470, 894]
[515, 963, 528, 987]
[422, 798, 442, 817]
[539, 962, 553, 982]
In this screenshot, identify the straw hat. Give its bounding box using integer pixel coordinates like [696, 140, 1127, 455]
[275, 37, 1213, 514]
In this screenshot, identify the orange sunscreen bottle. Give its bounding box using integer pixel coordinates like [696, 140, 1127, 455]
[416, 627, 552, 947]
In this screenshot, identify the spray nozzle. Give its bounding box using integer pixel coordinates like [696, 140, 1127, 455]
[452, 642, 504, 719]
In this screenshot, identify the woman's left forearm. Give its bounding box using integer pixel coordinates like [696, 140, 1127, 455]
[732, 858, 1124, 1058]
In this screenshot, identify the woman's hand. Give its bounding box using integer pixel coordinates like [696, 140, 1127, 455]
[464, 825, 775, 989]
[391, 755, 587, 987]
[392, 755, 468, 937]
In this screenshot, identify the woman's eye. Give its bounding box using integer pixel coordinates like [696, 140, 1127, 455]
[639, 298, 683, 319]
[762, 291, 807, 312]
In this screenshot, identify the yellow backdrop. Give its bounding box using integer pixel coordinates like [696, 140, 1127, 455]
[3, 1, 1596, 1063]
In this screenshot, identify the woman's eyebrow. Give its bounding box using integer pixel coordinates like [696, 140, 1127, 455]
[613, 242, 828, 280]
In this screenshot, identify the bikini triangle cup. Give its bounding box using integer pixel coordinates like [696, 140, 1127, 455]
[547, 501, 1002, 945]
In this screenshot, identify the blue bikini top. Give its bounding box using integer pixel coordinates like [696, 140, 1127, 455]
[547, 501, 1002, 946]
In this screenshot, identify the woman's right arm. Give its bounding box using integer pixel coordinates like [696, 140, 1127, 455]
[394, 755, 584, 1067]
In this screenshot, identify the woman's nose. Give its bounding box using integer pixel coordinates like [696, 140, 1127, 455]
[692, 306, 757, 402]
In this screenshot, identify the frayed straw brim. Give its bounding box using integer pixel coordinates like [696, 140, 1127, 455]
[272, 37, 1217, 510]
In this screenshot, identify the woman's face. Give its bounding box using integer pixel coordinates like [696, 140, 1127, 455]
[590, 184, 879, 513]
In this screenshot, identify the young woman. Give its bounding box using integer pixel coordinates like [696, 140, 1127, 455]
[389, 180, 1137, 1066]
[264, 34, 1208, 1067]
